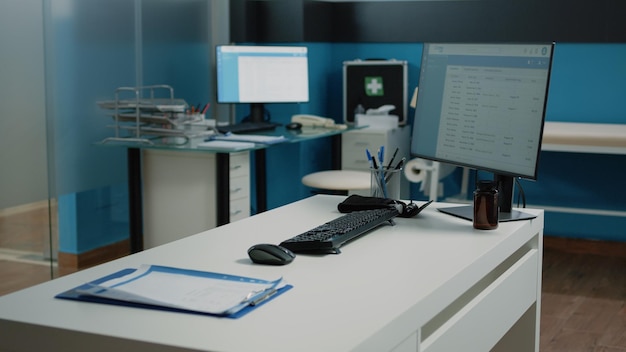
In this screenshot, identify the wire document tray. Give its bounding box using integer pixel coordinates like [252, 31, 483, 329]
[98, 85, 195, 144]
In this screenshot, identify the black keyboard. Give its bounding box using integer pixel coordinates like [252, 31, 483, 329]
[279, 207, 399, 254]
[217, 122, 280, 134]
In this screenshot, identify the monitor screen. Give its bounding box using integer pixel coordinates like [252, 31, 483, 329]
[411, 43, 554, 220]
[216, 45, 309, 122]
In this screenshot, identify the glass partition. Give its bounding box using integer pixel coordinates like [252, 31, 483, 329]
[0, 0, 224, 295]
[0, 0, 55, 295]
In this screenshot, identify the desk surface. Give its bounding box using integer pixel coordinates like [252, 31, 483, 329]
[98, 125, 358, 153]
[0, 195, 543, 352]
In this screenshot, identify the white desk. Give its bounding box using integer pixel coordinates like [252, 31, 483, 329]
[102, 125, 356, 252]
[0, 195, 544, 352]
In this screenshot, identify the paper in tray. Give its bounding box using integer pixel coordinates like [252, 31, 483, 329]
[197, 140, 256, 151]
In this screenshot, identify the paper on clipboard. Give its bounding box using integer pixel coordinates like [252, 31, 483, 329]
[197, 140, 255, 151]
[212, 133, 287, 144]
[68, 265, 287, 316]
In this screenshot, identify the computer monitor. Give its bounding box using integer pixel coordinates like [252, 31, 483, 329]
[410, 43, 554, 221]
[216, 45, 309, 123]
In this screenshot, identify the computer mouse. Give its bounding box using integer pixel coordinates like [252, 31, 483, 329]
[247, 243, 295, 265]
[285, 122, 302, 130]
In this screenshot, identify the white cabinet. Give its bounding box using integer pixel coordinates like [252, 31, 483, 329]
[142, 150, 250, 248]
[341, 126, 411, 197]
[228, 152, 251, 222]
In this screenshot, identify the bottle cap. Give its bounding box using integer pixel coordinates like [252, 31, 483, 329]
[477, 180, 497, 191]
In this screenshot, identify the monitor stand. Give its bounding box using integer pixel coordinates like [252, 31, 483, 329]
[438, 205, 536, 223]
[438, 174, 536, 222]
[249, 103, 266, 123]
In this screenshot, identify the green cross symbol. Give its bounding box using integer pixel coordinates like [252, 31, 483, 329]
[365, 76, 384, 96]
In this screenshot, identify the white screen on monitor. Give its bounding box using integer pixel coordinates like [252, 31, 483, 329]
[411, 43, 553, 179]
[216, 45, 309, 103]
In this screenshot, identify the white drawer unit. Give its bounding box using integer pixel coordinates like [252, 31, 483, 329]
[421, 249, 539, 352]
[341, 126, 411, 197]
[228, 151, 251, 222]
[142, 150, 250, 249]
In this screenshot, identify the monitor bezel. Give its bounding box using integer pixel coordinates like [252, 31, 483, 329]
[410, 42, 555, 220]
[215, 44, 310, 105]
[411, 42, 554, 180]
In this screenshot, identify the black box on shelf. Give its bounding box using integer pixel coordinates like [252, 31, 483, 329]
[343, 59, 408, 125]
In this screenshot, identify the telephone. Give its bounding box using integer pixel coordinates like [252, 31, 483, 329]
[291, 114, 347, 130]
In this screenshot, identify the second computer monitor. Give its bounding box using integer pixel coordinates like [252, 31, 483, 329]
[216, 45, 309, 123]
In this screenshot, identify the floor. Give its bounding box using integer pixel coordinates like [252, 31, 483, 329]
[0, 204, 624, 350]
[0, 204, 55, 296]
[541, 244, 626, 352]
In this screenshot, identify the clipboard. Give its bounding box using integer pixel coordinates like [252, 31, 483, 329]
[56, 265, 293, 319]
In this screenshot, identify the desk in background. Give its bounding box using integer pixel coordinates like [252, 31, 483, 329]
[101, 125, 356, 251]
[456, 121, 626, 222]
[541, 121, 626, 154]
[540, 121, 626, 222]
[0, 195, 544, 351]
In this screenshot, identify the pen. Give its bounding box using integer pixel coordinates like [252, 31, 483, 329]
[371, 154, 379, 169]
[365, 149, 374, 169]
[394, 157, 406, 170]
[383, 147, 399, 180]
[201, 103, 210, 114]
[385, 157, 406, 183]
[377, 146, 387, 197]
[386, 147, 399, 169]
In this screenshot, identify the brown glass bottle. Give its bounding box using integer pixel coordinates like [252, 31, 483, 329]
[473, 180, 499, 230]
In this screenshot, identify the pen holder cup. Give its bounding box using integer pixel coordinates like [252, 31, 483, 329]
[370, 167, 402, 200]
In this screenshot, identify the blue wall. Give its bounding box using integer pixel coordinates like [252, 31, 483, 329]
[58, 185, 129, 253]
[525, 44, 626, 241]
[546, 44, 626, 123]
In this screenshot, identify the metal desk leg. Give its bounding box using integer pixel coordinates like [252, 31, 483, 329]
[128, 148, 143, 253]
[216, 153, 230, 226]
[255, 149, 267, 213]
[331, 134, 342, 170]
[254, 135, 338, 214]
